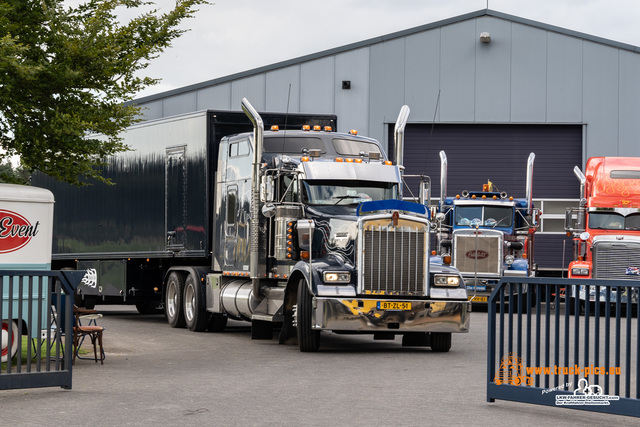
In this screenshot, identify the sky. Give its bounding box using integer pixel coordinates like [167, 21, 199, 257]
[124, 0, 640, 98]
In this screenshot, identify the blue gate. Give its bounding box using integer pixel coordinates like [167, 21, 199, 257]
[1, 270, 85, 390]
[487, 277, 639, 417]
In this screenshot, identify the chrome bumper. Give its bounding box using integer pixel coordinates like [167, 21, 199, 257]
[312, 298, 471, 333]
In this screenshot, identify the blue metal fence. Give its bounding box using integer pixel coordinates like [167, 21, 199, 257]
[1, 270, 84, 390]
[487, 277, 639, 417]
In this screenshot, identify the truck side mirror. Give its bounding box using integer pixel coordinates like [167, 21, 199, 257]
[261, 175, 274, 202]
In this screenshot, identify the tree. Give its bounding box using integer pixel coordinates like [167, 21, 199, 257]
[0, 0, 208, 185]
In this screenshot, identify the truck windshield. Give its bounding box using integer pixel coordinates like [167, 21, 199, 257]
[455, 205, 513, 227]
[302, 180, 396, 206]
[589, 211, 640, 230]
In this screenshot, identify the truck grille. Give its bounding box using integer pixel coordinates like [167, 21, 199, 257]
[360, 219, 427, 296]
[593, 241, 640, 280]
[453, 230, 502, 277]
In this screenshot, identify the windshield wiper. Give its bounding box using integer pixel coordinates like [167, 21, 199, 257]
[333, 195, 354, 206]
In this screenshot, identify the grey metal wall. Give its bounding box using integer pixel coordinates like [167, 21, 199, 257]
[132, 10, 640, 165]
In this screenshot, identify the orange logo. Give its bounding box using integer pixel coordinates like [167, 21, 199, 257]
[494, 353, 534, 386]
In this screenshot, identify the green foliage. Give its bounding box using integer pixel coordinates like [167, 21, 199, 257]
[0, 160, 29, 182]
[0, 0, 208, 185]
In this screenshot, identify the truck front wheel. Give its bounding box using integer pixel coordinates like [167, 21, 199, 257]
[296, 278, 320, 352]
[166, 272, 186, 328]
[184, 273, 208, 332]
[430, 332, 451, 352]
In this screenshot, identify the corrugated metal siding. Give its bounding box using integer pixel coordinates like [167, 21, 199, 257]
[618, 51, 640, 156]
[266, 66, 300, 112]
[300, 57, 335, 114]
[163, 92, 197, 117]
[197, 83, 232, 110]
[511, 24, 547, 122]
[474, 17, 512, 122]
[334, 48, 370, 133]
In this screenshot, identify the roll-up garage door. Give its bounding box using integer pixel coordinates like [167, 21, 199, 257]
[388, 123, 582, 273]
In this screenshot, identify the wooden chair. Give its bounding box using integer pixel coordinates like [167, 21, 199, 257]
[73, 306, 105, 365]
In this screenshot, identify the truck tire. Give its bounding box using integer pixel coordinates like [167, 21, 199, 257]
[402, 332, 429, 347]
[208, 313, 228, 332]
[430, 332, 451, 352]
[166, 272, 186, 328]
[1, 320, 19, 363]
[296, 278, 320, 352]
[184, 273, 208, 332]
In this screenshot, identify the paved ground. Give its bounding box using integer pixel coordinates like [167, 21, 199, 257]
[1, 305, 637, 426]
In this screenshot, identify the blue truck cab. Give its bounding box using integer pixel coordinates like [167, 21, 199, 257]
[432, 151, 539, 302]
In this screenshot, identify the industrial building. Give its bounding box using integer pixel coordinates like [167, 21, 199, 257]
[129, 9, 640, 272]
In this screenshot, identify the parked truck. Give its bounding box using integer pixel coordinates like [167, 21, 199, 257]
[564, 157, 640, 309]
[33, 100, 470, 352]
[431, 151, 539, 303]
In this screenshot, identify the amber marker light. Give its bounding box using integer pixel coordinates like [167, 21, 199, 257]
[324, 126, 332, 132]
[302, 125, 311, 131]
[384, 160, 393, 165]
[301, 156, 310, 162]
[300, 251, 310, 260]
[349, 129, 358, 135]
[313, 125, 321, 131]
[271, 125, 279, 131]
[355, 158, 363, 163]
[345, 158, 354, 163]
[335, 158, 344, 162]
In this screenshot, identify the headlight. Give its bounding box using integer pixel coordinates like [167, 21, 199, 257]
[505, 255, 514, 265]
[323, 271, 351, 283]
[434, 275, 460, 287]
[571, 267, 590, 276]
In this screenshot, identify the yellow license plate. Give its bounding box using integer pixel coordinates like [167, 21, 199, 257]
[377, 301, 412, 310]
[469, 296, 488, 302]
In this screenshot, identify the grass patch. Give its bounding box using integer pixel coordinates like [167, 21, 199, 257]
[1, 336, 88, 369]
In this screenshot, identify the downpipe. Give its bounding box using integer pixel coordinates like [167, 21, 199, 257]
[241, 98, 264, 298]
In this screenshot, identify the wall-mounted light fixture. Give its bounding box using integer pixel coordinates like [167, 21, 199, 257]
[480, 32, 491, 43]
[342, 80, 351, 90]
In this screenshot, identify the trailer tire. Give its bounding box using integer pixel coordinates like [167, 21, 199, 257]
[296, 278, 320, 352]
[430, 332, 451, 352]
[166, 272, 186, 328]
[1, 319, 19, 363]
[184, 273, 208, 332]
[208, 313, 228, 332]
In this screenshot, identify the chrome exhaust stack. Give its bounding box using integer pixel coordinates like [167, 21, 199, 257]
[241, 98, 264, 297]
[439, 151, 448, 208]
[573, 166, 586, 201]
[394, 105, 410, 198]
[526, 153, 535, 215]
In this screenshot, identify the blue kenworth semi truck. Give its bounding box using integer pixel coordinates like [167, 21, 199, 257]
[33, 100, 470, 352]
[432, 151, 539, 303]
